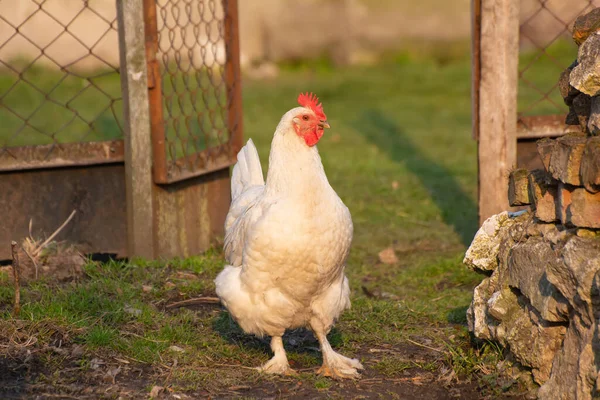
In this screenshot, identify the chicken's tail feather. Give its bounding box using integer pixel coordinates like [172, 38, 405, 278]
[231, 138, 264, 200]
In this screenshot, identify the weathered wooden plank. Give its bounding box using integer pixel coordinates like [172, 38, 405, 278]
[117, 0, 155, 258]
[476, 0, 519, 225]
[153, 169, 230, 259]
[0, 165, 126, 260]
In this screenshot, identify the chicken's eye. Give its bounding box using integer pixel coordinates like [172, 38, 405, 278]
[302, 115, 309, 121]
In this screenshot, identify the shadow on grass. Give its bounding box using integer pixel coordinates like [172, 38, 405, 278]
[212, 311, 343, 356]
[356, 109, 477, 246]
[447, 305, 469, 325]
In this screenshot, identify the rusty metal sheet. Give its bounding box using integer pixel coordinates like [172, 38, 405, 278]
[143, 0, 168, 184]
[517, 115, 580, 139]
[225, 0, 244, 156]
[153, 167, 230, 258]
[0, 141, 124, 172]
[160, 143, 236, 185]
[0, 164, 127, 260]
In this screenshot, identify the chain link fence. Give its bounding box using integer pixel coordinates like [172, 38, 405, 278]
[0, 0, 241, 179]
[0, 1, 123, 163]
[517, 0, 600, 134]
[147, 0, 241, 183]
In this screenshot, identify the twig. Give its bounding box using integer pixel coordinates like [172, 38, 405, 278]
[32, 210, 76, 257]
[405, 338, 444, 353]
[22, 246, 39, 280]
[165, 297, 220, 309]
[213, 363, 258, 371]
[11, 241, 21, 317]
[28, 218, 34, 242]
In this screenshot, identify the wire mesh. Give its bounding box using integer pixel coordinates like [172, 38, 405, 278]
[0, 0, 123, 161]
[153, 0, 233, 181]
[518, 0, 600, 121]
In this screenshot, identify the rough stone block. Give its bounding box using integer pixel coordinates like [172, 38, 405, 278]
[528, 170, 559, 222]
[588, 96, 600, 136]
[565, 109, 580, 126]
[558, 63, 579, 106]
[557, 182, 572, 225]
[547, 236, 600, 318]
[537, 313, 598, 400]
[572, 93, 592, 131]
[537, 138, 556, 171]
[581, 136, 600, 192]
[463, 211, 512, 272]
[507, 237, 569, 322]
[549, 134, 587, 186]
[568, 188, 600, 228]
[572, 8, 600, 46]
[467, 274, 499, 340]
[508, 168, 531, 206]
[500, 295, 566, 384]
[570, 33, 600, 96]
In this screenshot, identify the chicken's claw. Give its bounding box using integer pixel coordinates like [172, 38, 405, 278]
[256, 357, 297, 376]
[317, 354, 363, 380]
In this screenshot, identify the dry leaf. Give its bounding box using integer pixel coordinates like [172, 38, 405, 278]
[103, 366, 121, 384]
[169, 345, 185, 353]
[164, 282, 176, 290]
[391, 180, 399, 190]
[378, 247, 398, 264]
[149, 385, 164, 398]
[142, 285, 153, 292]
[174, 271, 198, 280]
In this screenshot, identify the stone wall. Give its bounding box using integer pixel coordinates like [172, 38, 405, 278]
[464, 9, 600, 399]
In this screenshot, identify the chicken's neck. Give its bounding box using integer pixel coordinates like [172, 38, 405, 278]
[265, 129, 330, 197]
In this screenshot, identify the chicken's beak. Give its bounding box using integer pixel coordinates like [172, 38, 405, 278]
[318, 120, 331, 129]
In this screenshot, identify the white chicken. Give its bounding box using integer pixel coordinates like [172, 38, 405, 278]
[215, 93, 363, 378]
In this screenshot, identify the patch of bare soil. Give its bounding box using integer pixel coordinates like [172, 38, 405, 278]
[0, 324, 529, 400]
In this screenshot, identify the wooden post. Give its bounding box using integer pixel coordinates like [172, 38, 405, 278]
[476, 0, 520, 225]
[117, 0, 155, 258]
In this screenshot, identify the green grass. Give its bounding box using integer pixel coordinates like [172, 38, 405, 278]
[0, 43, 563, 396]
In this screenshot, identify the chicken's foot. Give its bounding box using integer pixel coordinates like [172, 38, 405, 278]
[314, 329, 363, 379]
[256, 336, 296, 375]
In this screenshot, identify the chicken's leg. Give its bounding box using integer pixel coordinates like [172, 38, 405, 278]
[257, 336, 296, 375]
[313, 327, 363, 379]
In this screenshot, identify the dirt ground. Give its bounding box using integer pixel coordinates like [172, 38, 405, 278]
[0, 342, 523, 400]
[0, 303, 529, 400]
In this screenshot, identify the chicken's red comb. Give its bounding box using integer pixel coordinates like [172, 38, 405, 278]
[298, 92, 326, 120]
